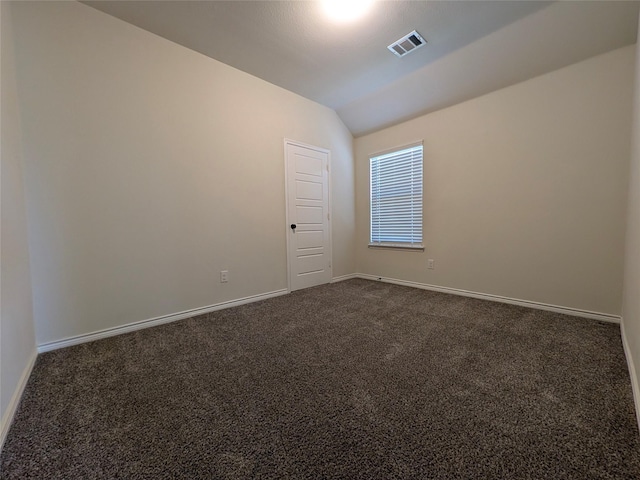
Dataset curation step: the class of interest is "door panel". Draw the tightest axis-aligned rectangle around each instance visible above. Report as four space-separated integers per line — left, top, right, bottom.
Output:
295 180 323 200
298 254 325 274
295 154 323 177
296 205 324 224
296 230 324 249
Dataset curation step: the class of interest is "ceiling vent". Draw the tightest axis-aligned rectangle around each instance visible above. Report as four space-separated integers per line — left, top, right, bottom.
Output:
387 30 426 58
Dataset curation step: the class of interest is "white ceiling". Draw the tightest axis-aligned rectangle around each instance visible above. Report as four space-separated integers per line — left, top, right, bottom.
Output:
84 1 640 136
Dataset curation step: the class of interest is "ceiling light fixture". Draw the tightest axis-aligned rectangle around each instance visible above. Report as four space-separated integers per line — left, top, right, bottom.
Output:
321 0 374 23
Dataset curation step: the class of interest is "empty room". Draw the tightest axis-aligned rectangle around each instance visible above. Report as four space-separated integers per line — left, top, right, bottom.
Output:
2 0 640 478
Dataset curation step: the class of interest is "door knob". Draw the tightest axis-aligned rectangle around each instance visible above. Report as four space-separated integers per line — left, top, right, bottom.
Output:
290 224 297 230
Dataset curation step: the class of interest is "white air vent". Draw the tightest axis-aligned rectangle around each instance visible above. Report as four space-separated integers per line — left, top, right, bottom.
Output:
387 30 426 58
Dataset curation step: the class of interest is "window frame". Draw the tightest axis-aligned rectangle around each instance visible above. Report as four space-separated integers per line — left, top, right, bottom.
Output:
369 142 424 251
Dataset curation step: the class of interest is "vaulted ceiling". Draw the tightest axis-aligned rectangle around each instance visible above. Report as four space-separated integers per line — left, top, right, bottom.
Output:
85 1 639 136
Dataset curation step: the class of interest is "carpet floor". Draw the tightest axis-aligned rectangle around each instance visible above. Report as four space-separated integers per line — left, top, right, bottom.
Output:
1 279 639 479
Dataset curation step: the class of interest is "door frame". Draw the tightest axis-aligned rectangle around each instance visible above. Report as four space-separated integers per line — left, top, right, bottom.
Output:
284 138 333 293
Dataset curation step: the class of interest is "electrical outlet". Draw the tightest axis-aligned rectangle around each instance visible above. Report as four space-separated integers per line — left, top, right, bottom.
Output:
220 270 229 283
427 259 435 270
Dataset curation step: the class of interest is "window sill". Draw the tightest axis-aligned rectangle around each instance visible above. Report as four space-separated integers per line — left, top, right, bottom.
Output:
368 243 425 252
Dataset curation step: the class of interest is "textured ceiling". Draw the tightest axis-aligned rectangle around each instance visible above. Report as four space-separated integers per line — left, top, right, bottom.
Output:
85 1 639 136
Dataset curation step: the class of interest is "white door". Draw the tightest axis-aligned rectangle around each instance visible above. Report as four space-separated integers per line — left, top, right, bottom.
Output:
285 141 331 291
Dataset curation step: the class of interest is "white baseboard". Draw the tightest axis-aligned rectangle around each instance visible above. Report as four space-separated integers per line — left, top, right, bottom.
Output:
356 274 621 323
331 273 359 283
1 349 37 450
37 275 619 354
621 320 640 433
37 289 289 353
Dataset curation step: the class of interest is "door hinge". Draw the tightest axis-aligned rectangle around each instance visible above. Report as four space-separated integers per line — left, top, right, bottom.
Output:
327 213 330 221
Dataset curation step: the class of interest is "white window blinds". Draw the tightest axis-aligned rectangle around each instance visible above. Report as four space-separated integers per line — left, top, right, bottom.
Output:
370 144 423 247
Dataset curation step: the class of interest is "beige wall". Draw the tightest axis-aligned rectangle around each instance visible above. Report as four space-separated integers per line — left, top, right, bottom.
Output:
622 12 640 426
11 1 355 346
355 46 634 315
1 1 37 437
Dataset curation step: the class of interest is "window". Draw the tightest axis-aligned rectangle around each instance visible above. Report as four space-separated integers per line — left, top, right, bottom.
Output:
370 143 423 249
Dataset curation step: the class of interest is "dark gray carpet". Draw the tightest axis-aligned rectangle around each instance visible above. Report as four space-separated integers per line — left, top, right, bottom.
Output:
1 279 639 479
